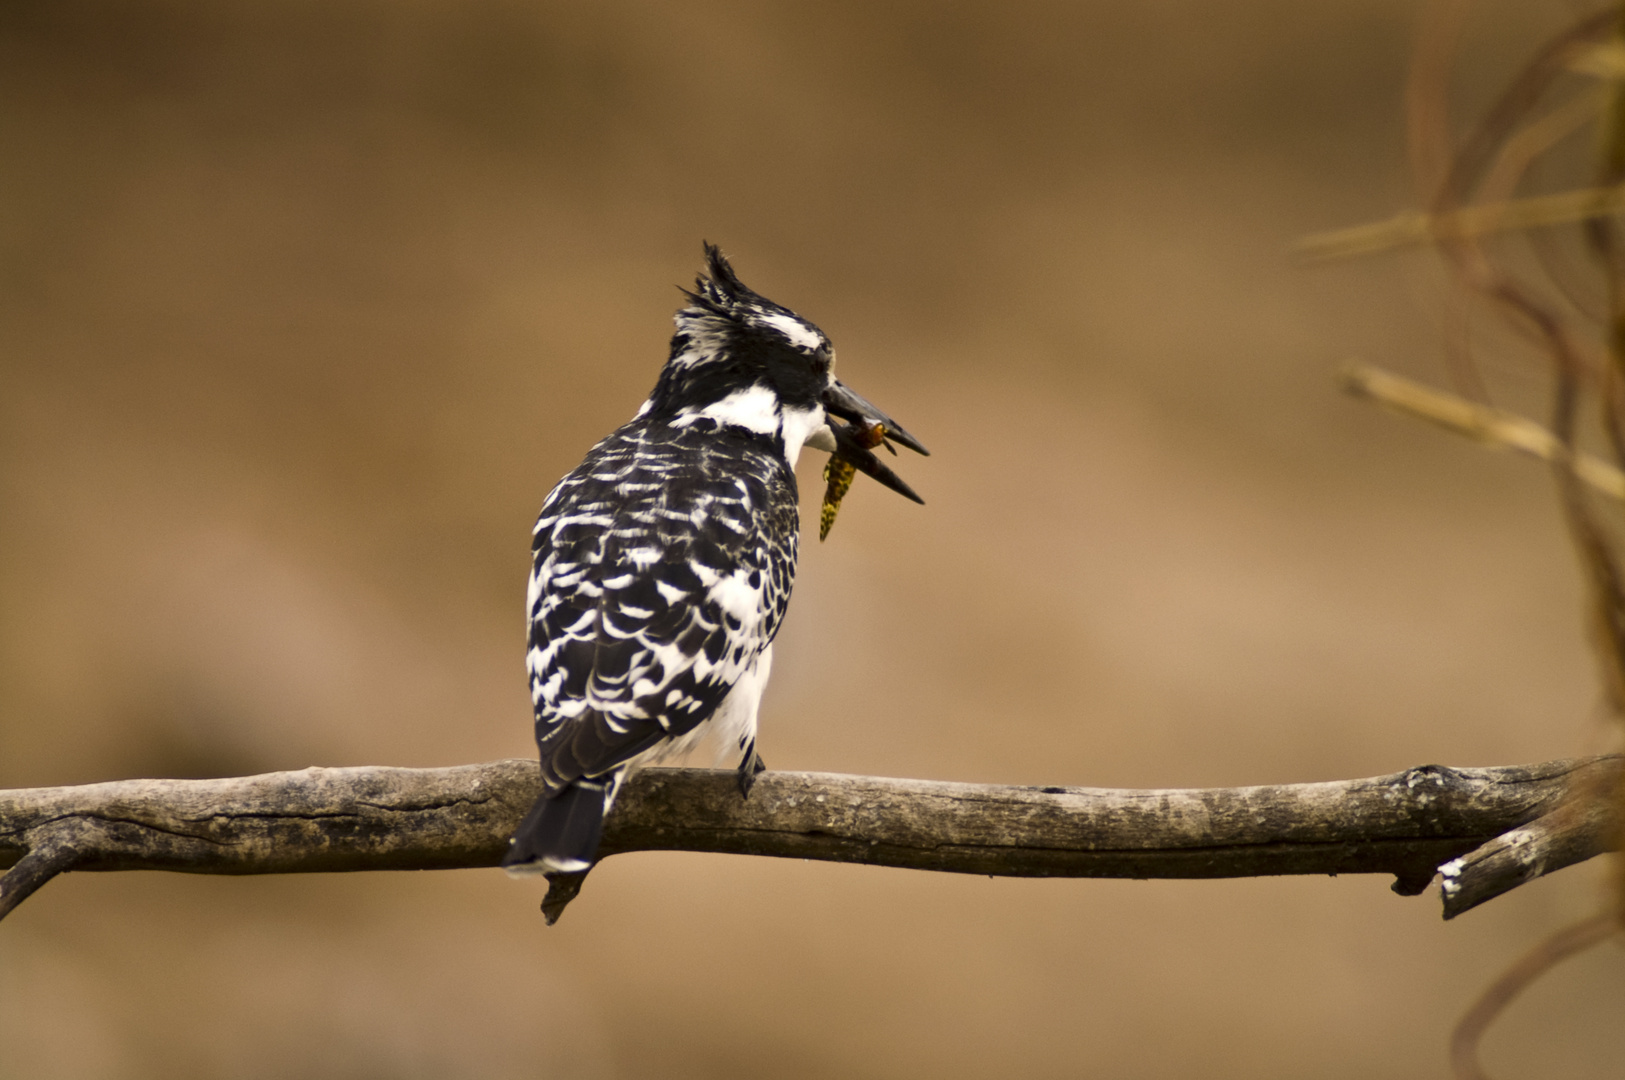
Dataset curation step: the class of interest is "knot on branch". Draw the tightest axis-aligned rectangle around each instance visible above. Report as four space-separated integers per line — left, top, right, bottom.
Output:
1395 763 1464 794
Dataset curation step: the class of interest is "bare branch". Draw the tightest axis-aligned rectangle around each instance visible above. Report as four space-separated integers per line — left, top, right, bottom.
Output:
0 827 81 921
1 757 1617 923
1439 788 1621 918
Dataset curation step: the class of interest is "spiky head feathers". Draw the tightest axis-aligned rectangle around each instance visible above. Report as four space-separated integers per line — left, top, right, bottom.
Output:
676 244 830 357
645 244 837 420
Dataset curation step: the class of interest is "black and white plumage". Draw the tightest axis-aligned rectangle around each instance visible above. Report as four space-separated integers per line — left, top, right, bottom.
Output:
503 244 927 883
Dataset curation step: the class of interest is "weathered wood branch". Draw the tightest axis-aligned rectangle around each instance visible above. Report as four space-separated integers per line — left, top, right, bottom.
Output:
1 757 1617 924
1438 767 1623 918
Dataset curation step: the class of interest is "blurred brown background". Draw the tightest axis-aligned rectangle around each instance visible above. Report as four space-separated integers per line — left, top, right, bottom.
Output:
2 0 1622 1076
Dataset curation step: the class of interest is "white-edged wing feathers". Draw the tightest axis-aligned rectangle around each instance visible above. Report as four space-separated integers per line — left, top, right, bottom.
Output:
526 419 798 791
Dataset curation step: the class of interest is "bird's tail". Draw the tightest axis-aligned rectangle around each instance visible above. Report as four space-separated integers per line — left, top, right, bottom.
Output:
502 775 620 876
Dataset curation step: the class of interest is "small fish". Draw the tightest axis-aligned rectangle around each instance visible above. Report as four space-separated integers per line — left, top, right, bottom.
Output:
820 420 888 541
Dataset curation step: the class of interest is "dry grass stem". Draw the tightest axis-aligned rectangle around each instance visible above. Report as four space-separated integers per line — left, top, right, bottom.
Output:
1297 184 1625 262
1477 88 1606 210
1569 40 1625 80
1342 363 1625 500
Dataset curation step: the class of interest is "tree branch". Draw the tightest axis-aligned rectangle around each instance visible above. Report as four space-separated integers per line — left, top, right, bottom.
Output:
1 757 1617 924
1438 772 1622 918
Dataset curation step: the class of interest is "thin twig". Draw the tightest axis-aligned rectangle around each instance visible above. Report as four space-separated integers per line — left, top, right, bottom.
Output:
1407 0 1486 401
1449 911 1621 1080
1406 0 1473 208
1568 39 1625 79
1296 184 1625 262
1476 89 1607 211
1342 363 1625 500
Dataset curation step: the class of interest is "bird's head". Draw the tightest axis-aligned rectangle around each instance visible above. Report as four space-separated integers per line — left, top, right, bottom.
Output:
642 243 928 502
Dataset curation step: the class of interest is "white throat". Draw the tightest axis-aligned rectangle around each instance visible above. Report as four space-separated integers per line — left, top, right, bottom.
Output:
778 403 827 467
668 384 828 467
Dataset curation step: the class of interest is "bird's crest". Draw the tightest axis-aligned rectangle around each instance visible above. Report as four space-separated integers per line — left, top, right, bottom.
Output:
679 243 780 324
669 244 827 367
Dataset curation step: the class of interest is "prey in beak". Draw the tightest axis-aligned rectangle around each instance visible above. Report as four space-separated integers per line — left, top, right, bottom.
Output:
810 379 929 540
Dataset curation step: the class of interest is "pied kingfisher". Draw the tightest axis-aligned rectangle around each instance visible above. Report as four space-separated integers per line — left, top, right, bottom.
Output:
503 244 927 884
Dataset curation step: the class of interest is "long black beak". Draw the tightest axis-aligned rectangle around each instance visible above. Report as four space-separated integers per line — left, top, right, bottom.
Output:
822 379 930 457
819 379 929 505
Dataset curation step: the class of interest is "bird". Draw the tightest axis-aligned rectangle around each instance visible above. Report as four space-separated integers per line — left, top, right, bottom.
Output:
502 243 927 894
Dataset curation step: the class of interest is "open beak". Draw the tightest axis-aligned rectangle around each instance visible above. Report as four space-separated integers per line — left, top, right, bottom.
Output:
822 380 930 456
815 379 929 505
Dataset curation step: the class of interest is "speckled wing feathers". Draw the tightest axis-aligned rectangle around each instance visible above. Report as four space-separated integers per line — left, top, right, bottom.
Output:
526 417 798 791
